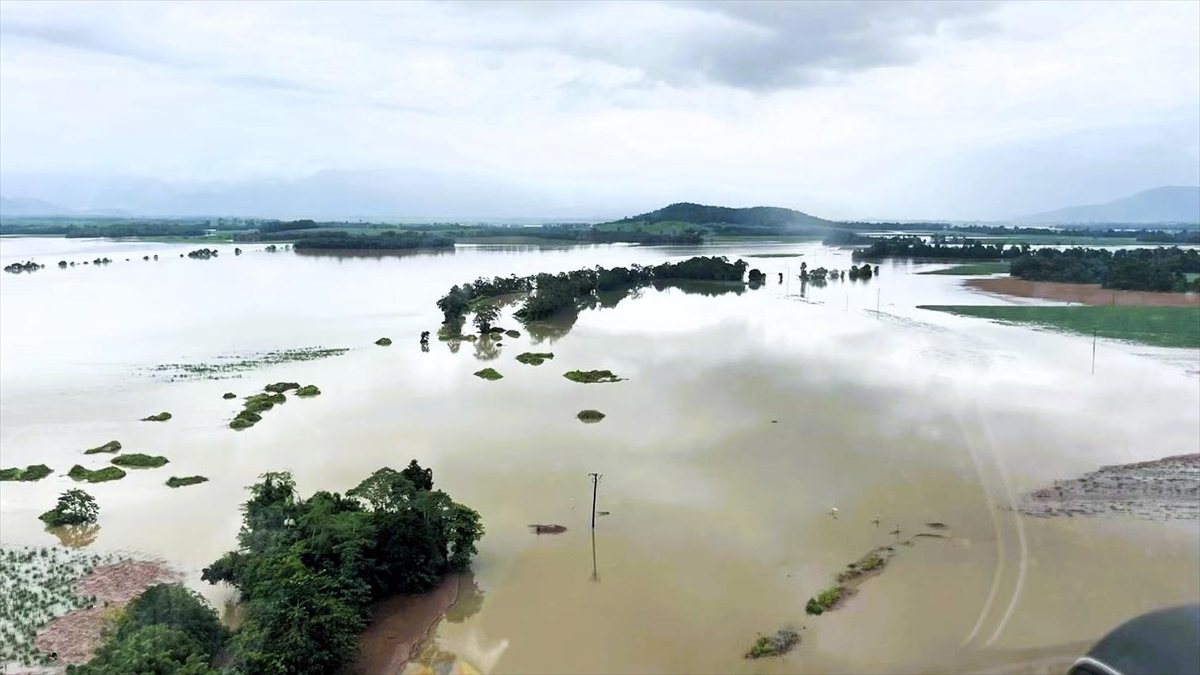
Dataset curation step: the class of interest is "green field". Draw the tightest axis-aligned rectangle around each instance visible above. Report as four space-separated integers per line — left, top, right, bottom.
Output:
919 262 1011 276
919 304 1200 349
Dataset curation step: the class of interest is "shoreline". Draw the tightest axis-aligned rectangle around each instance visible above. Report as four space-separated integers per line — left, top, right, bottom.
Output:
966 278 1200 307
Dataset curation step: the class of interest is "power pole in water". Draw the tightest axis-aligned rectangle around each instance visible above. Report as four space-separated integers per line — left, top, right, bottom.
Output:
1091 326 1097 375
876 288 881 315
588 473 601 529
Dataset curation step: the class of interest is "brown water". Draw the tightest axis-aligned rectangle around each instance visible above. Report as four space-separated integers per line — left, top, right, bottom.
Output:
2 236 1198 673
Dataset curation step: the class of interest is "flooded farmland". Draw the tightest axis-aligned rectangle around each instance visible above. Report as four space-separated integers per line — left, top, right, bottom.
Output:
1 236 1198 674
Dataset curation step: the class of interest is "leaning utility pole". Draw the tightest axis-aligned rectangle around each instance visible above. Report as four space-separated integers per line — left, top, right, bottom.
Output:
588 473 601 529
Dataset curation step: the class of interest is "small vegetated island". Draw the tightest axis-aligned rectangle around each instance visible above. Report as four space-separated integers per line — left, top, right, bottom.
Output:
0 464 53 481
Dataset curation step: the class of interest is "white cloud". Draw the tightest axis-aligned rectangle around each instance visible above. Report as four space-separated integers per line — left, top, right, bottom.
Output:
0 0 1196 219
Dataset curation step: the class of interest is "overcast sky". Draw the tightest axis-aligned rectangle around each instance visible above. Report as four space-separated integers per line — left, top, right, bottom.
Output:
1 0 1197 220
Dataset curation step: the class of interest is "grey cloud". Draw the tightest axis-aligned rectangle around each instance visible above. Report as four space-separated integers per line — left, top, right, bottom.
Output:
459 0 1004 91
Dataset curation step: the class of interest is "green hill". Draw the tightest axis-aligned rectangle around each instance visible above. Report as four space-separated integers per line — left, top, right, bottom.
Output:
604 202 832 234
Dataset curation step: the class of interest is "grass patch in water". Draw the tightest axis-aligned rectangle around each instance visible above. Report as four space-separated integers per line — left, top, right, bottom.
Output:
375 337 393 346
920 304 1200 349
148 346 349 382
140 411 172 422
111 453 169 469
474 368 503 381
166 475 209 488
0 464 53 482
564 369 623 383
295 384 321 397
243 392 286 414
264 382 300 393
83 440 122 455
67 465 126 483
222 392 237 399
744 628 800 659
577 410 606 423
515 352 554 366
919 262 1010 276
505 329 521 338
805 585 845 616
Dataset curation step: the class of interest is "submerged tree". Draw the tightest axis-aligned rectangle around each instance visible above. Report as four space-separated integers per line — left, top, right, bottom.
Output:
39 489 99 527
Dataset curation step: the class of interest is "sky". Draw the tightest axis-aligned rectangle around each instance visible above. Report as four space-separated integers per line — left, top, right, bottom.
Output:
0 0 1198 221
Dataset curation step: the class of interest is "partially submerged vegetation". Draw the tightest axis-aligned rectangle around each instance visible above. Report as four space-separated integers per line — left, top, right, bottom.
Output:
516 351 554 365
745 628 801 659
83 440 122 455
505 329 521 338
805 585 846 616
111 453 169 469
920 304 1200 349
222 392 236 399
0 464 53 481
375 337 393 346
295 384 321 396
193 463 482 674
577 410 606 423
140 411 172 422
474 367 503 380
0 545 121 668
68 465 127 483
166 475 210 488
263 381 299 393
148 346 349 382
39 489 99 527
4 260 46 274
564 369 624 383
186 248 219 259
1009 246 1200 292
230 391 287 429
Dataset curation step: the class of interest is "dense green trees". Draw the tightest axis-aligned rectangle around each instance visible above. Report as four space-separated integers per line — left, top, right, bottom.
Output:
472 304 500 333
197 463 483 674
291 231 454 251
39 489 98 527
1009 246 1200 292
853 236 1026 260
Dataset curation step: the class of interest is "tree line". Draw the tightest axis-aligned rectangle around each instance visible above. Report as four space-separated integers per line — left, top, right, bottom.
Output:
852 236 1028 260
70 461 482 674
290 230 455 251
1009 247 1200 292
437 256 750 328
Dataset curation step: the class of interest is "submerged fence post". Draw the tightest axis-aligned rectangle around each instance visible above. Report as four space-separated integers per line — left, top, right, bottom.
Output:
1091 326 1097 375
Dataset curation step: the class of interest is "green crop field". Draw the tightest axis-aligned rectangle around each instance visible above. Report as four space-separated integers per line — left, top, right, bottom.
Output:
919 304 1200 349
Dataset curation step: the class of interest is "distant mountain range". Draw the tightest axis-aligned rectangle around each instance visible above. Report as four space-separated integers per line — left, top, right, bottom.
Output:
1015 186 1200 225
613 202 832 229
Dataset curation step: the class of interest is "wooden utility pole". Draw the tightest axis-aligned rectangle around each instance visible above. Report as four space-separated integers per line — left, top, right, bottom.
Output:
1091 326 1097 375
876 288 881 315
588 473 601 529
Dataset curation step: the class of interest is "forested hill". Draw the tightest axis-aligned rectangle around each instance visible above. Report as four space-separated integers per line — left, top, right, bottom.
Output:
610 202 832 229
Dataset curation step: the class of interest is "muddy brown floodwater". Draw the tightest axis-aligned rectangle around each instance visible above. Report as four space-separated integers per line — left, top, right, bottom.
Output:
967 278 1200 306
2 237 1198 674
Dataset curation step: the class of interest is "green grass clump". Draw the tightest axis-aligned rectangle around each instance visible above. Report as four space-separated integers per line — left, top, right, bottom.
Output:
264 382 300 393
111 453 169 469
243 392 286 413
84 440 122 454
230 416 256 430
223 392 237 399
140 411 172 422
474 368 503 381
564 369 623 383
919 262 1010 276
0 464 53 482
515 352 554 366
295 385 321 397
577 410 606 423
805 585 845 616
505 329 521 338
859 553 884 571
166 475 209 488
68 465 127 483
744 628 800 659
375 337 393 346
920 305 1200 349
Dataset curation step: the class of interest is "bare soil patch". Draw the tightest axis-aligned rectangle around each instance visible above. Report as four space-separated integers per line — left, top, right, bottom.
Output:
353 574 460 675
1021 454 1200 521
34 559 178 665
967 278 1199 307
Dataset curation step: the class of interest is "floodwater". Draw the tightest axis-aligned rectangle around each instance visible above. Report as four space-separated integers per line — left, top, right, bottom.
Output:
1 236 1198 674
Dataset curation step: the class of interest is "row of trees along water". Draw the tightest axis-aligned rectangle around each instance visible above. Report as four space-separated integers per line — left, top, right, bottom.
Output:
436 256 750 328
67 461 483 674
1010 247 1200 292
852 235 1030 261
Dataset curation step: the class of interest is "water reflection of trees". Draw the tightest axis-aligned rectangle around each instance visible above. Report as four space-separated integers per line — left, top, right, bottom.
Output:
472 335 502 362
445 574 485 623
50 523 100 548
651 279 746 297
523 309 580 345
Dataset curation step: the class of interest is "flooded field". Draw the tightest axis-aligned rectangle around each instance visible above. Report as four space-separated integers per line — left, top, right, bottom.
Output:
2 236 1198 673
